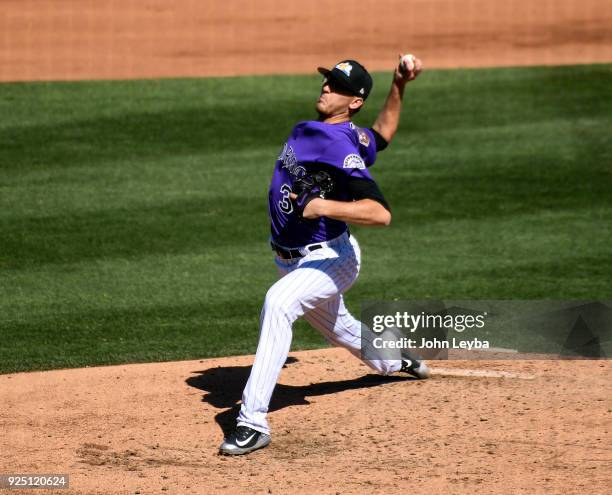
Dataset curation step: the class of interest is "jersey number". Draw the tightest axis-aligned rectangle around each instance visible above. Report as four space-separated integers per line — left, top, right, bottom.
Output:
278 183 293 214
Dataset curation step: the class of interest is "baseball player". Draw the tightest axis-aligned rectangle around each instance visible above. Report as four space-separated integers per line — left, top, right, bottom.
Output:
220 55 428 455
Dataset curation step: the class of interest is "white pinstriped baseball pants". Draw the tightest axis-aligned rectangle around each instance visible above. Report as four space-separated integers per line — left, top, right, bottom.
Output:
236 232 403 435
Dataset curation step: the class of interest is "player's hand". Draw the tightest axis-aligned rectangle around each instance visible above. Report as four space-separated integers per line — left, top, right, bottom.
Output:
289 193 325 219
395 53 423 84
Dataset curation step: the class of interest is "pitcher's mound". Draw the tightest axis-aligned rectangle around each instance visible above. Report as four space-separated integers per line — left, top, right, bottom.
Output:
1 348 609 494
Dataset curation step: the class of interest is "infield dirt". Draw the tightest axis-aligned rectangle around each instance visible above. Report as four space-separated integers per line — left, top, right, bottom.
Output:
1 1 611 494
1 0 611 81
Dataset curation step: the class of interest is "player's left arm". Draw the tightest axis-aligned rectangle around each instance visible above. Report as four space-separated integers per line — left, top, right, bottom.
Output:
298 178 392 226
371 54 423 144
304 198 390 226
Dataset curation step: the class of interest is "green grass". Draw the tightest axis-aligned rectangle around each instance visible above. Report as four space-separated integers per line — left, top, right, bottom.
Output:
1 65 611 373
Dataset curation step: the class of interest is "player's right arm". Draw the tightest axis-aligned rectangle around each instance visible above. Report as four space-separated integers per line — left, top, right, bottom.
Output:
371 54 423 144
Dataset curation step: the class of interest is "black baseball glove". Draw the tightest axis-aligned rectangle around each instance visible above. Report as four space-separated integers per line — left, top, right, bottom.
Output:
291 170 335 219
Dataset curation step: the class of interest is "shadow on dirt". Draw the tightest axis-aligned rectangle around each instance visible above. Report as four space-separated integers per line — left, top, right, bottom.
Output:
185 357 407 437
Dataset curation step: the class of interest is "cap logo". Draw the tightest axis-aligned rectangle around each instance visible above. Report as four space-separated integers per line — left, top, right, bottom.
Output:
335 62 353 76
359 88 364 94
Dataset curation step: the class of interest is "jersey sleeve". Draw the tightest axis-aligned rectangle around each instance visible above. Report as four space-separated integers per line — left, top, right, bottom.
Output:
347 177 391 211
356 127 378 166
368 128 389 152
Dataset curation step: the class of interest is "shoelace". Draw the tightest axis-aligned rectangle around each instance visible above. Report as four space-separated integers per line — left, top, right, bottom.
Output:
234 426 254 440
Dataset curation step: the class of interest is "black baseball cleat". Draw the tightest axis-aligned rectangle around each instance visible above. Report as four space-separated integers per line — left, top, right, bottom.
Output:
219 425 271 456
400 357 431 379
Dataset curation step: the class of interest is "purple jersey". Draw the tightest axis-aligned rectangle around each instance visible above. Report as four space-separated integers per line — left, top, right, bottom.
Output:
268 121 378 247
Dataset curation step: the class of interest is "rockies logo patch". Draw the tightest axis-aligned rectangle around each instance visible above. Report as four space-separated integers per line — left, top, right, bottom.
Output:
357 129 370 147
343 154 365 169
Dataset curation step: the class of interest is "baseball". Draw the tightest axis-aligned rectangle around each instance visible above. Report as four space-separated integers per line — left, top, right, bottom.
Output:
400 53 416 73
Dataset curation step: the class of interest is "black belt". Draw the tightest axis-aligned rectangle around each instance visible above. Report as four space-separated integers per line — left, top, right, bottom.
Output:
271 242 322 260
271 231 350 260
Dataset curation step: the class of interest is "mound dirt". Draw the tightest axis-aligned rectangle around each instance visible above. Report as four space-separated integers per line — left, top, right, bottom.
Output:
1 349 610 494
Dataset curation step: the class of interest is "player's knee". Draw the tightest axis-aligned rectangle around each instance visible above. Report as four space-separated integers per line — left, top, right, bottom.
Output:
263 288 295 318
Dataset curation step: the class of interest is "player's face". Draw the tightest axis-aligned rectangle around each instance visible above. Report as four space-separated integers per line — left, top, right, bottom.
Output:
316 78 363 119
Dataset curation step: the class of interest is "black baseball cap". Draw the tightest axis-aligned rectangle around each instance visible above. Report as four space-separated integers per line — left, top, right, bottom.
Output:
317 60 373 99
